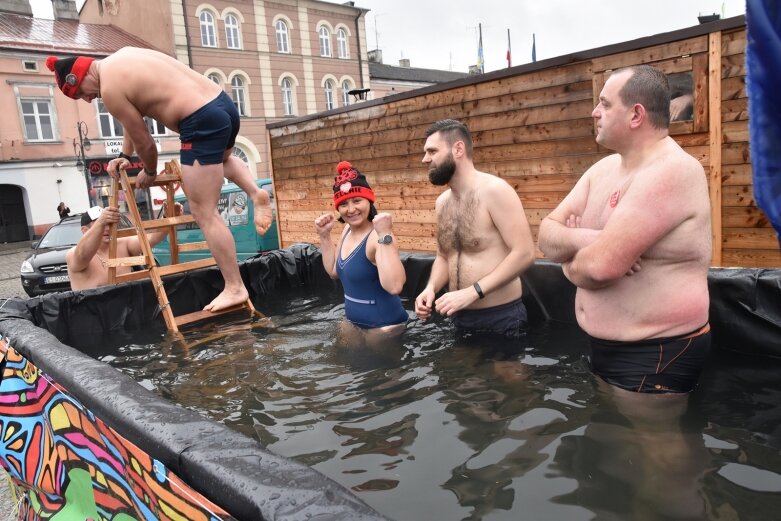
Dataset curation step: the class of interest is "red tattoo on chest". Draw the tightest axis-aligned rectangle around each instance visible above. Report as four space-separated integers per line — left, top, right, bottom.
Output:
609 190 620 208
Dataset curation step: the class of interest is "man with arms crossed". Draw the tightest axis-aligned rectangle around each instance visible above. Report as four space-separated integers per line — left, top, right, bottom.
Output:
538 65 712 393
67 205 179 291
47 48 272 311
414 119 535 339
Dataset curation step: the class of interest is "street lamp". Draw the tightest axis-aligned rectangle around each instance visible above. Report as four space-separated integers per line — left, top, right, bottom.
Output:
73 121 93 206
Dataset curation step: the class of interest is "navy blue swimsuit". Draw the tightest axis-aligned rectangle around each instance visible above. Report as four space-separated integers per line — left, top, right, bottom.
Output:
336 230 408 329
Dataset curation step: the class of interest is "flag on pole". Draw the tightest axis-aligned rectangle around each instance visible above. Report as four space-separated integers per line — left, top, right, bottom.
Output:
532 33 537 62
478 23 485 73
507 29 512 67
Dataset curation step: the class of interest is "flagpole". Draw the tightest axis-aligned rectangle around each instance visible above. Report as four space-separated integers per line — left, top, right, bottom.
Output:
478 23 485 73
507 28 512 68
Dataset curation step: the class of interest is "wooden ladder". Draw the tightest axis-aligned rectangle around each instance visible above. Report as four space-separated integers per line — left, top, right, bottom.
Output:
107 160 256 332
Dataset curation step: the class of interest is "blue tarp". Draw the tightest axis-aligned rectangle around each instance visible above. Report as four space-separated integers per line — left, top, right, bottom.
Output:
746 0 781 249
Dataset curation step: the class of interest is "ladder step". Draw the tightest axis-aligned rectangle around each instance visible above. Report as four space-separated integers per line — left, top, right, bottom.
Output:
156 257 217 276
177 241 209 252
142 215 197 231
124 173 182 188
106 255 148 268
174 303 252 327
115 216 197 237
113 269 153 283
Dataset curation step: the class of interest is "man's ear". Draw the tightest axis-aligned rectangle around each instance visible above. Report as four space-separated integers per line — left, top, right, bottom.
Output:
630 103 645 129
453 140 466 158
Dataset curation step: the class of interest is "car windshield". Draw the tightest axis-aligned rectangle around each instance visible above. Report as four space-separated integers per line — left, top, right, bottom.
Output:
37 221 82 249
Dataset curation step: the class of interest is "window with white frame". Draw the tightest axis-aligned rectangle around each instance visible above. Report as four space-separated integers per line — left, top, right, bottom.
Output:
281 78 294 116
200 11 217 47
342 80 352 106
225 14 241 49
97 99 123 138
208 73 222 86
324 80 335 110
231 76 247 116
20 98 54 141
145 117 167 137
337 28 349 58
319 26 331 57
275 20 289 53
232 147 249 164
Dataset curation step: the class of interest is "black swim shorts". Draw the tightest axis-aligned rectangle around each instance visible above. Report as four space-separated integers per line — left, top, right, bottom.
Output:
178 91 240 166
451 297 528 340
588 323 711 394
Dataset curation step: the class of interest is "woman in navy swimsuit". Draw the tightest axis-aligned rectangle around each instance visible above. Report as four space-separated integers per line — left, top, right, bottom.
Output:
315 161 408 345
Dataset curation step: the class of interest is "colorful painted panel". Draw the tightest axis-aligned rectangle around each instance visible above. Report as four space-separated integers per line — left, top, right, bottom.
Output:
0 337 235 520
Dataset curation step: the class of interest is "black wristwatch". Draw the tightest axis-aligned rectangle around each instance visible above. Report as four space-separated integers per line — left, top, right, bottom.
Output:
377 234 393 245
144 166 157 176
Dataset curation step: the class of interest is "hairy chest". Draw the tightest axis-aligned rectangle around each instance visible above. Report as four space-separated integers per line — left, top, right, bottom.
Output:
437 192 486 252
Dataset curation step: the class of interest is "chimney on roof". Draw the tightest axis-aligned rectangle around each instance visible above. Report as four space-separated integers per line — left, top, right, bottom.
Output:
51 0 79 21
0 0 33 16
697 13 720 24
367 49 383 64
399 58 410 68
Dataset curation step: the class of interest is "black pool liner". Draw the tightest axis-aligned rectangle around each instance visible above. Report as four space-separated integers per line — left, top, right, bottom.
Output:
1 245 779 520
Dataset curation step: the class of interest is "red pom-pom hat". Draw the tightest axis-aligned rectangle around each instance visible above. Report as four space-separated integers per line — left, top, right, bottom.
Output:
333 161 375 208
46 55 95 99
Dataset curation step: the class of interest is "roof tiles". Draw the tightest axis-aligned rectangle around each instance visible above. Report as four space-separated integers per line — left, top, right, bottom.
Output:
0 12 154 56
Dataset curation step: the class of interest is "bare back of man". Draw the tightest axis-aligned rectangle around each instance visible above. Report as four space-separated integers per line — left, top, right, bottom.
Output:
437 171 523 309
565 137 711 340
98 47 221 133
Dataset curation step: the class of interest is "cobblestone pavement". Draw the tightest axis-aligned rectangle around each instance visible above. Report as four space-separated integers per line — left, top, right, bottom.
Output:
0 242 30 301
0 241 33 516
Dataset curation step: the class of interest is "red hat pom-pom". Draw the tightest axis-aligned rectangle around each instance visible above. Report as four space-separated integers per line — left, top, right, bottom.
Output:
336 161 352 173
45 56 58 72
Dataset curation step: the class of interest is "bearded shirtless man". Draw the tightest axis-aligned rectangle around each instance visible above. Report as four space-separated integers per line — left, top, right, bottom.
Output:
538 65 712 394
414 119 535 339
47 48 273 311
66 205 178 291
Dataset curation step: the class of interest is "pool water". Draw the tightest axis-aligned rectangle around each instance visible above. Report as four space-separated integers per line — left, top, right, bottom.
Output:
91 287 781 521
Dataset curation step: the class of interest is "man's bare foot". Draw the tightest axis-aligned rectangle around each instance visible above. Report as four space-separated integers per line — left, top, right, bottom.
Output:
253 190 273 236
204 286 249 312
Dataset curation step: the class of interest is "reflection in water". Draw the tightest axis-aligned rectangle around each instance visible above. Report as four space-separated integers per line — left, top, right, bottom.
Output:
554 380 711 521
91 288 781 521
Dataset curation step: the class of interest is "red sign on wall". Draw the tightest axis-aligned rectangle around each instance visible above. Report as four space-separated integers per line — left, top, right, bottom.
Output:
86 157 143 176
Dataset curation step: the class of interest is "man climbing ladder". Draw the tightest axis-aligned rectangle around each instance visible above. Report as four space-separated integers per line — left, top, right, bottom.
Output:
47 47 273 312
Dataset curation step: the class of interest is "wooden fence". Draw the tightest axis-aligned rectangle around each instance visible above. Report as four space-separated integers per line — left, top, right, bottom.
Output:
267 16 781 268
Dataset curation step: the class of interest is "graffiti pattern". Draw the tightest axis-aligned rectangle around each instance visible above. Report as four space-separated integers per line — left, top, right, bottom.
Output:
0 337 235 520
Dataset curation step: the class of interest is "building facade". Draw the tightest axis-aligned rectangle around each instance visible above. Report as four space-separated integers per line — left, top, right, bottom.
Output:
78 0 372 180
0 1 167 240
0 0 371 241
367 50 469 99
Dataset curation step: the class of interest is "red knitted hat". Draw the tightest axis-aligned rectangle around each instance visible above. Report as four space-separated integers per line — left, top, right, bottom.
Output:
333 161 375 208
46 55 95 99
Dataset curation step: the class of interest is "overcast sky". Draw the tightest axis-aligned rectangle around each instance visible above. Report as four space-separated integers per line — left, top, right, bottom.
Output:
31 0 745 73
354 0 746 72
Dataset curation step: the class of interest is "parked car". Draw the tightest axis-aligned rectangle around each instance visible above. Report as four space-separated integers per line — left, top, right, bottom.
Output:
20 212 133 297
151 179 279 266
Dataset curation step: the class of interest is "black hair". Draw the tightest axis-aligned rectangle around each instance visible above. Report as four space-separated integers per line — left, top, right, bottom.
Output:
424 119 474 158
